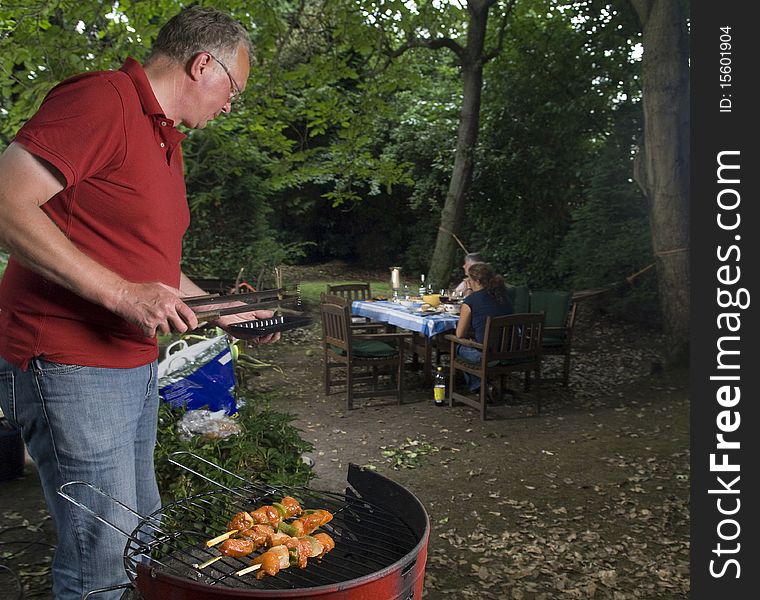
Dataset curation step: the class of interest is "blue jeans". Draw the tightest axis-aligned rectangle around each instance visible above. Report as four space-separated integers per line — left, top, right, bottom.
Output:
456 345 483 392
0 357 161 600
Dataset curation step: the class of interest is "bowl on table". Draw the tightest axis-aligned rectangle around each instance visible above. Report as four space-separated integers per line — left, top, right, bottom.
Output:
421 294 441 307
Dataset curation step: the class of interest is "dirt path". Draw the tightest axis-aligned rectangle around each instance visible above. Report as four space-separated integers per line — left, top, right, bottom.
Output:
250 294 690 599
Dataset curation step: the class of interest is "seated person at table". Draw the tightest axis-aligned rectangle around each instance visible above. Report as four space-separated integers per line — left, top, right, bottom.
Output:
454 263 513 392
452 252 484 298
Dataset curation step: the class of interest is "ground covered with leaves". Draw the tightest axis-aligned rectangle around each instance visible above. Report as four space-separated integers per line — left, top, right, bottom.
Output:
249 264 690 599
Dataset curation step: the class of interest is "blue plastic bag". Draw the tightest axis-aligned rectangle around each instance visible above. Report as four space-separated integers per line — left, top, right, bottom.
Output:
158 335 237 415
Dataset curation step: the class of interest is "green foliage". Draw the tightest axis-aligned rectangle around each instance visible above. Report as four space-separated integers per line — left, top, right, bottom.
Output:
554 130 659 323
0 0 663 326
459 1 646 294
154 389 314 503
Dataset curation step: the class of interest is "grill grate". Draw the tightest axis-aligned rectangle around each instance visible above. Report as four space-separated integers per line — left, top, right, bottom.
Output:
125 484 419 590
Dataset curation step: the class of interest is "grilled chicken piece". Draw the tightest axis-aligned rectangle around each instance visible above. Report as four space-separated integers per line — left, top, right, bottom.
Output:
239 524 275 546
251 545 289 579
288 509 333 537
312 532 335 558
219 537 255 558
279 496 303 518
250 504 282 527
227 511 254 532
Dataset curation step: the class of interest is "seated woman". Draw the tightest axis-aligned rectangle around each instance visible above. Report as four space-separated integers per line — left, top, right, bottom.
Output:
454 263 513 393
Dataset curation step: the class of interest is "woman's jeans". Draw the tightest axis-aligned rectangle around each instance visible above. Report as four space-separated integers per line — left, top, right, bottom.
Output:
456 345 483 391
0 357 161 600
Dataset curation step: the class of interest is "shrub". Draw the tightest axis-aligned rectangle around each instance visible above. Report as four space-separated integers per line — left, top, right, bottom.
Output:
154 389 314 503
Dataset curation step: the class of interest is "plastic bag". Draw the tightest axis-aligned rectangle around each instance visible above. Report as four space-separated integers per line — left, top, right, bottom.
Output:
177 408 242 441
158 335 237 415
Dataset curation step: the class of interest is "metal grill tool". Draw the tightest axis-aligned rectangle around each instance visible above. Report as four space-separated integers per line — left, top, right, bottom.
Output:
184 289 301 322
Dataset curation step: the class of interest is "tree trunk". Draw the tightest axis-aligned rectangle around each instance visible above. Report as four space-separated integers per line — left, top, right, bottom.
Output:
630 0 690 365
428 1 491 290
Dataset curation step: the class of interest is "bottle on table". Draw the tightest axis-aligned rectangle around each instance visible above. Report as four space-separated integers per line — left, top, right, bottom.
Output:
433 367 446 406
419 273 426 297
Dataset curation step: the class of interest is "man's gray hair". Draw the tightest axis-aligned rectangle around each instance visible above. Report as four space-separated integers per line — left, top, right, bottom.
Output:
465 252 484 265
147 5 253 65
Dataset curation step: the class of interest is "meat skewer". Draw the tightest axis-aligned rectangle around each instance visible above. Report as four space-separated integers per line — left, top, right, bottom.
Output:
277 509 333 537
217 510 333 558
206 495 306 549
198 497 334 577
227 495 303 530
216 520 334 560
236 532 336 578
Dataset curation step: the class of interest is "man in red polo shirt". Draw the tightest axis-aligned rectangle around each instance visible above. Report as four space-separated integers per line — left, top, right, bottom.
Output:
0 7 271 600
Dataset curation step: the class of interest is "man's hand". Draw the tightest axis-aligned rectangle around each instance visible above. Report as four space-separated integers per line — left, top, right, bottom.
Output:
112 281 199 337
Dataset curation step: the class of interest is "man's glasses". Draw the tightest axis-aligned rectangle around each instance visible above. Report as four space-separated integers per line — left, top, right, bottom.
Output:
208 52 241 104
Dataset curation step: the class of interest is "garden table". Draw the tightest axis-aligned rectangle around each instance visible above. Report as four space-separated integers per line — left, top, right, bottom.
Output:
351 300 459 384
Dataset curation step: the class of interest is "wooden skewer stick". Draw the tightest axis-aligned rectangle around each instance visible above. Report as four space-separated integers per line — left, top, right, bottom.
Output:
236 563 263 576
206 529 238 547
195 555 224 570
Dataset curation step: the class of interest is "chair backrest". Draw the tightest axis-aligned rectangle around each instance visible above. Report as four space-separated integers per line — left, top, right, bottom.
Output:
483 313 545 363
320 292 350 307
529 290 573 328
326 283 372 301
506 284 530 313
320 298 352 353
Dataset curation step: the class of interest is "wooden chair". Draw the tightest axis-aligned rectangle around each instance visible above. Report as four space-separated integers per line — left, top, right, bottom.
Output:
320 296 412 410
529 290 576 386
326 283 374 325
326 282 372 301
445 313 545 420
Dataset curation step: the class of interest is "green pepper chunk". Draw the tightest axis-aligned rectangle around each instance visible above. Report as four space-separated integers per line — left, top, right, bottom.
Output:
272 502 288 519
277 521 297 537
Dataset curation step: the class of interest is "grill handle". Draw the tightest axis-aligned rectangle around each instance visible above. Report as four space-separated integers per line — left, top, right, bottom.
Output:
82 582 134 599
167 451 281 498
57 481 161 550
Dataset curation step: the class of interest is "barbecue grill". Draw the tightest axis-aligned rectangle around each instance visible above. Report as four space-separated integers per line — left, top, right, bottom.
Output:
59 453 429 599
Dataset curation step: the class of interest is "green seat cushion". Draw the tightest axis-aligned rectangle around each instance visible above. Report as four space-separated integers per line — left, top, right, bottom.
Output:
329 340 397 357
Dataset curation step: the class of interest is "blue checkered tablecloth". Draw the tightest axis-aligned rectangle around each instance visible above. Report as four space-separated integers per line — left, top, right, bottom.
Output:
352 300 459 338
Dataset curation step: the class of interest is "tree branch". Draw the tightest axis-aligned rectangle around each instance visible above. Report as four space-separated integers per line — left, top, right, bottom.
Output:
388 34 465 62
482 0 517 63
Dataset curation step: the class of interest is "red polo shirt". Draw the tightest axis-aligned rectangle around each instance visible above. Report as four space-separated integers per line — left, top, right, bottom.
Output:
0 58 190 370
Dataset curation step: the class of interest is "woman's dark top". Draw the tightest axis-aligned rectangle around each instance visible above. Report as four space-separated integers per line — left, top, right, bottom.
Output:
463 289 513 343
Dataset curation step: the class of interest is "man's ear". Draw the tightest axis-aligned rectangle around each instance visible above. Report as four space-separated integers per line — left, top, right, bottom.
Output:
188 52 211 82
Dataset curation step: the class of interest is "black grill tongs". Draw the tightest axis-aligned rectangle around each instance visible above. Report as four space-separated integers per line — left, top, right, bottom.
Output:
184 288 300 321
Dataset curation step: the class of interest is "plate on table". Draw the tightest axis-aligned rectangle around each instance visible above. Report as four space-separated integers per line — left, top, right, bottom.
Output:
227 315 312 339
440 303 461 315
417 304 441 314
398 300 419 309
